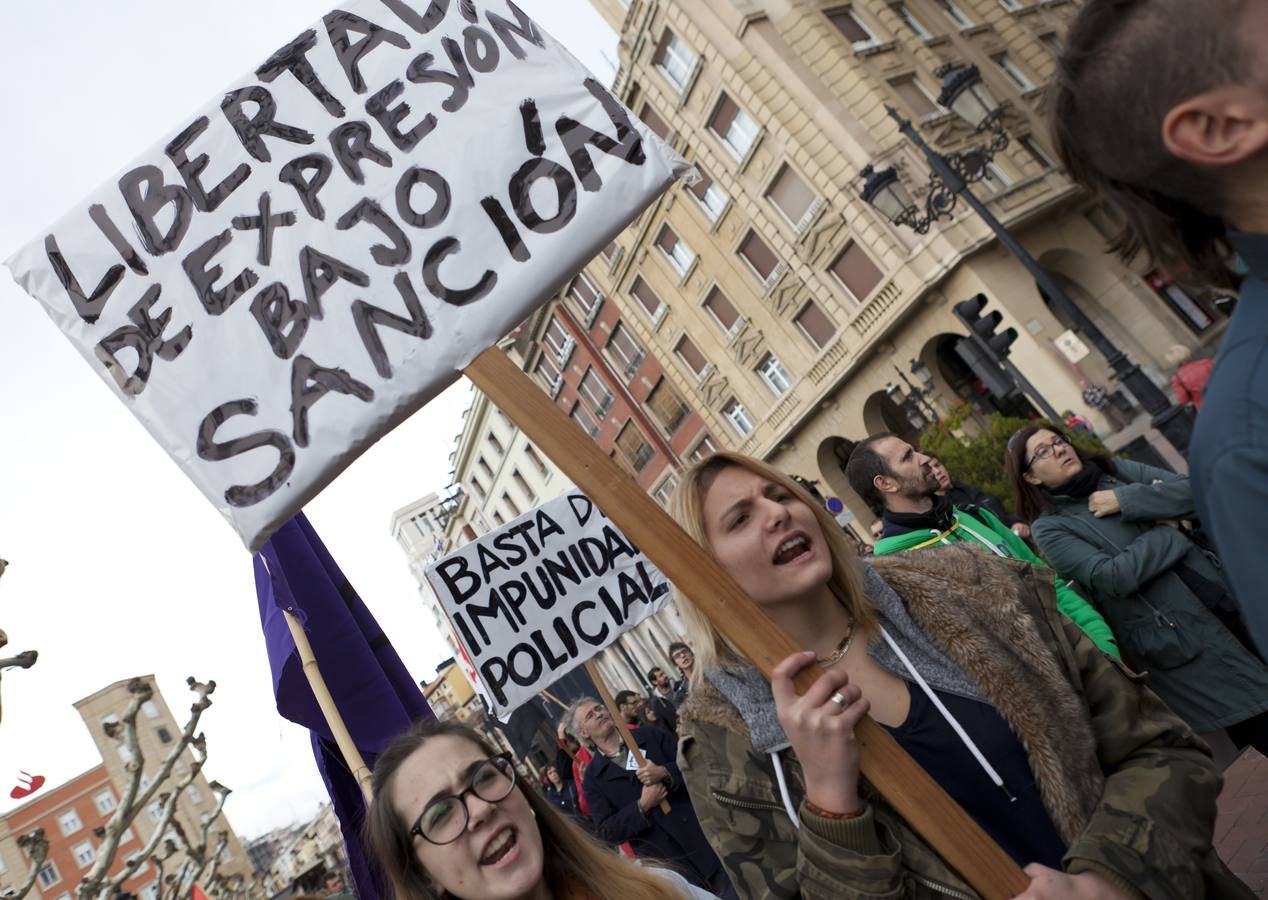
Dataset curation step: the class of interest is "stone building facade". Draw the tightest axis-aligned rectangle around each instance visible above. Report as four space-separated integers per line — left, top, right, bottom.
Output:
575 0 1228 525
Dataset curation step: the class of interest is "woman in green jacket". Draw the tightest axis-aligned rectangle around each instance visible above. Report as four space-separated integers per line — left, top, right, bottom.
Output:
669 450 1249 900
1006 424 1268 754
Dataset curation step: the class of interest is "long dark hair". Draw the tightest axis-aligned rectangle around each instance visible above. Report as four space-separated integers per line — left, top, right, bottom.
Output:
362 720 686 900
1005 424 1117 523
1049 0 1245 288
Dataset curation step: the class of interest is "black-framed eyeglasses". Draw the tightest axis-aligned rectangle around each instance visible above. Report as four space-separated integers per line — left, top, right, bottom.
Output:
409 754 517 845
1026 434 1070 469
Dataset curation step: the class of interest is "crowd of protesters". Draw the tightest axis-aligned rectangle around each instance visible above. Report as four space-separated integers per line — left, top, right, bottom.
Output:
352 1 1268 896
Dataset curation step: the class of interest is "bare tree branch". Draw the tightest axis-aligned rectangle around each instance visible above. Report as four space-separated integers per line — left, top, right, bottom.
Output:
2 828 49 900
78 677 217 900
0 559 38 729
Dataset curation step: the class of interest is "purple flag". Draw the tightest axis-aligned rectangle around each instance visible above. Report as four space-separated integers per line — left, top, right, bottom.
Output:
256 512 433 898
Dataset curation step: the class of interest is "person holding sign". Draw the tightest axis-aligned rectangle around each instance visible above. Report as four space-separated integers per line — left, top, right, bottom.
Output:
363 720 721 900
668 451 1250 899
566 698 736 899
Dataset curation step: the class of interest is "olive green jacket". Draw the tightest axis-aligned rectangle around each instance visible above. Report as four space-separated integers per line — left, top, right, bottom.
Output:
676 547 1251 900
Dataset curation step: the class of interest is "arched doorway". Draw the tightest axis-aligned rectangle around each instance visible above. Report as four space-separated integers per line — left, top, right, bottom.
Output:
862 388 924 445
815 435 873 532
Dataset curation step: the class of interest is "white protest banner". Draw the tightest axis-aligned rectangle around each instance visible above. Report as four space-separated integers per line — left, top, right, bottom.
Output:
5 1 688 553
425 490 671 718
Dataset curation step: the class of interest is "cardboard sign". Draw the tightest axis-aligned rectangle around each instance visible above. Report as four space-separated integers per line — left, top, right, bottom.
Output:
5 0 687 552
425 491 671 717
1054 328 1091 364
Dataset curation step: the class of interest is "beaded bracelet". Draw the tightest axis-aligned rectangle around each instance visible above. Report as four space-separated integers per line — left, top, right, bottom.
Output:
804 799 865 821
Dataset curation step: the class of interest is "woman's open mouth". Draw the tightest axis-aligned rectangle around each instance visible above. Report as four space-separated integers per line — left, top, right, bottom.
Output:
479 826 520 867
773 534 813 565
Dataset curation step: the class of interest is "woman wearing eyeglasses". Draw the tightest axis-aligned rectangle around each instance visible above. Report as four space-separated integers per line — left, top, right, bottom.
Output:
1005 424 1268 755
363 720 722 900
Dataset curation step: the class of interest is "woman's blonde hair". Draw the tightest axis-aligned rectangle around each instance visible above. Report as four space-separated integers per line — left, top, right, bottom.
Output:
363 720 687 900
668 451 875 681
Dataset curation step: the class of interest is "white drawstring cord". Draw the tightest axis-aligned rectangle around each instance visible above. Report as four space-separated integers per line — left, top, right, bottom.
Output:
877 624 1015 802
770 751 801 829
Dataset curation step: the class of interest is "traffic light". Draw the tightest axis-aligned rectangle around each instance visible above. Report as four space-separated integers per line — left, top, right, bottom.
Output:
953 293 1018 360
952 293 1019 399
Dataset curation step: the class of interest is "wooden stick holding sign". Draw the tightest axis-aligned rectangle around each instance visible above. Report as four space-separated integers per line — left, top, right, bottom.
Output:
584 659 671 814
464 347 1028 899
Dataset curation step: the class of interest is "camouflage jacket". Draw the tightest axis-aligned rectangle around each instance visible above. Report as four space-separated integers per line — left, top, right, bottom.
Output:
677 546 1252 900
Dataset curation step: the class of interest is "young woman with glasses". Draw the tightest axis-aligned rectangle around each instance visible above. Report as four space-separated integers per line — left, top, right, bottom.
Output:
1005 424 1268 755
363 720 721 899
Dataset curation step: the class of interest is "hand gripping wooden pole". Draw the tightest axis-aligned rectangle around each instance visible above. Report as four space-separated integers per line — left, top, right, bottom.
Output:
465 347 1028 899
584 659 672 814
284 609 374 804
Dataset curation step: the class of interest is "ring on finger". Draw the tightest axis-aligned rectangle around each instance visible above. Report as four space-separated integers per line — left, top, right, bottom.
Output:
829 691 849 710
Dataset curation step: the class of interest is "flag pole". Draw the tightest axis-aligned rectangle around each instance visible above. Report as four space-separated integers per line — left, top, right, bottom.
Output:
464 347 1028 899
284 610 374 803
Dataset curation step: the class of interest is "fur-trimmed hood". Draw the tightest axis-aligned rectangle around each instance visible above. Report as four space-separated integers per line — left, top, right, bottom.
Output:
679 544 1104 844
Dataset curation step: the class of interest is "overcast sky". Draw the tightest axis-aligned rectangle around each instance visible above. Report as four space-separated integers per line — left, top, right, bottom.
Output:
0 0 616 840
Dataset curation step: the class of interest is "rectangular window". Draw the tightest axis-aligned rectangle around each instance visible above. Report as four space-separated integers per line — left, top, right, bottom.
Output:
639 103 671 140
687 166 729 222
58 810 83 835
571 401 600 438
722 398 755 436
890 75 940 119
674 335 709 379
766 164 819 230
72 841 96 868
187 785 202 804
979 162 1013 194
647 378 690 433
796 300 838 349
615 422 655 472
738 230 781 284
488 433 504 455
578 367 614 416
1020 136 1053 168
829 242 884 302
95 790 117 815
630 276 666 324
825 7 878 49
524 443 550 477
703 287 743 337
156 727 172 744
141 701 160 719
999 0 1024 10
492 510 505 526
470 476 487 501
655 226 695 276
477 456 494 480
534 353 562 395
652 473 679 508
756 353 793 396
606 323 646 377
601 241 622 265
148 800 164 823
654 30 698 92
689 433 718 463
892 4 932 38
937 0 974 28
708 94 759 160
566 273 603 321
38 862 59 888
513 470 536 505
994 53 1034 90
502 492 521 517
542 316 573 364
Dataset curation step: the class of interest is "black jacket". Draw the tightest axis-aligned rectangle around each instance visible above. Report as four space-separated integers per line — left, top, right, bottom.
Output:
582 725 734 897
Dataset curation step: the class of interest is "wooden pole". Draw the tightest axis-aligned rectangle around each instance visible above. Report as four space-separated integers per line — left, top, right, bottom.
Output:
584 660 671 814
465 347 1028 898
284 610 374 803
541 689 568 711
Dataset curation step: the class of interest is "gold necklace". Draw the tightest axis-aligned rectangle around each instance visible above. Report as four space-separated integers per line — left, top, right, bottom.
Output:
816 627 854 668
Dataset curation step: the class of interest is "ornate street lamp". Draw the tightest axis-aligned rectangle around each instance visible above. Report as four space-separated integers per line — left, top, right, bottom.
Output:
856 69 1194 452
910 358 935 390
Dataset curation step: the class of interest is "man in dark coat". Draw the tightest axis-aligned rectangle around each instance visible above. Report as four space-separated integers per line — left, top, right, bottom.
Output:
570 697 735 898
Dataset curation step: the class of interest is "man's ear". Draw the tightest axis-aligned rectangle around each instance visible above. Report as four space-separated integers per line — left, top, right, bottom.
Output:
1162 85 1268 169
873 473 896 496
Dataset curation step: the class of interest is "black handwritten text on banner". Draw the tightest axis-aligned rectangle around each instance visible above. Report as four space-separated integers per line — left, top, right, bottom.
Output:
426 491 671 717
6 0 687 552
